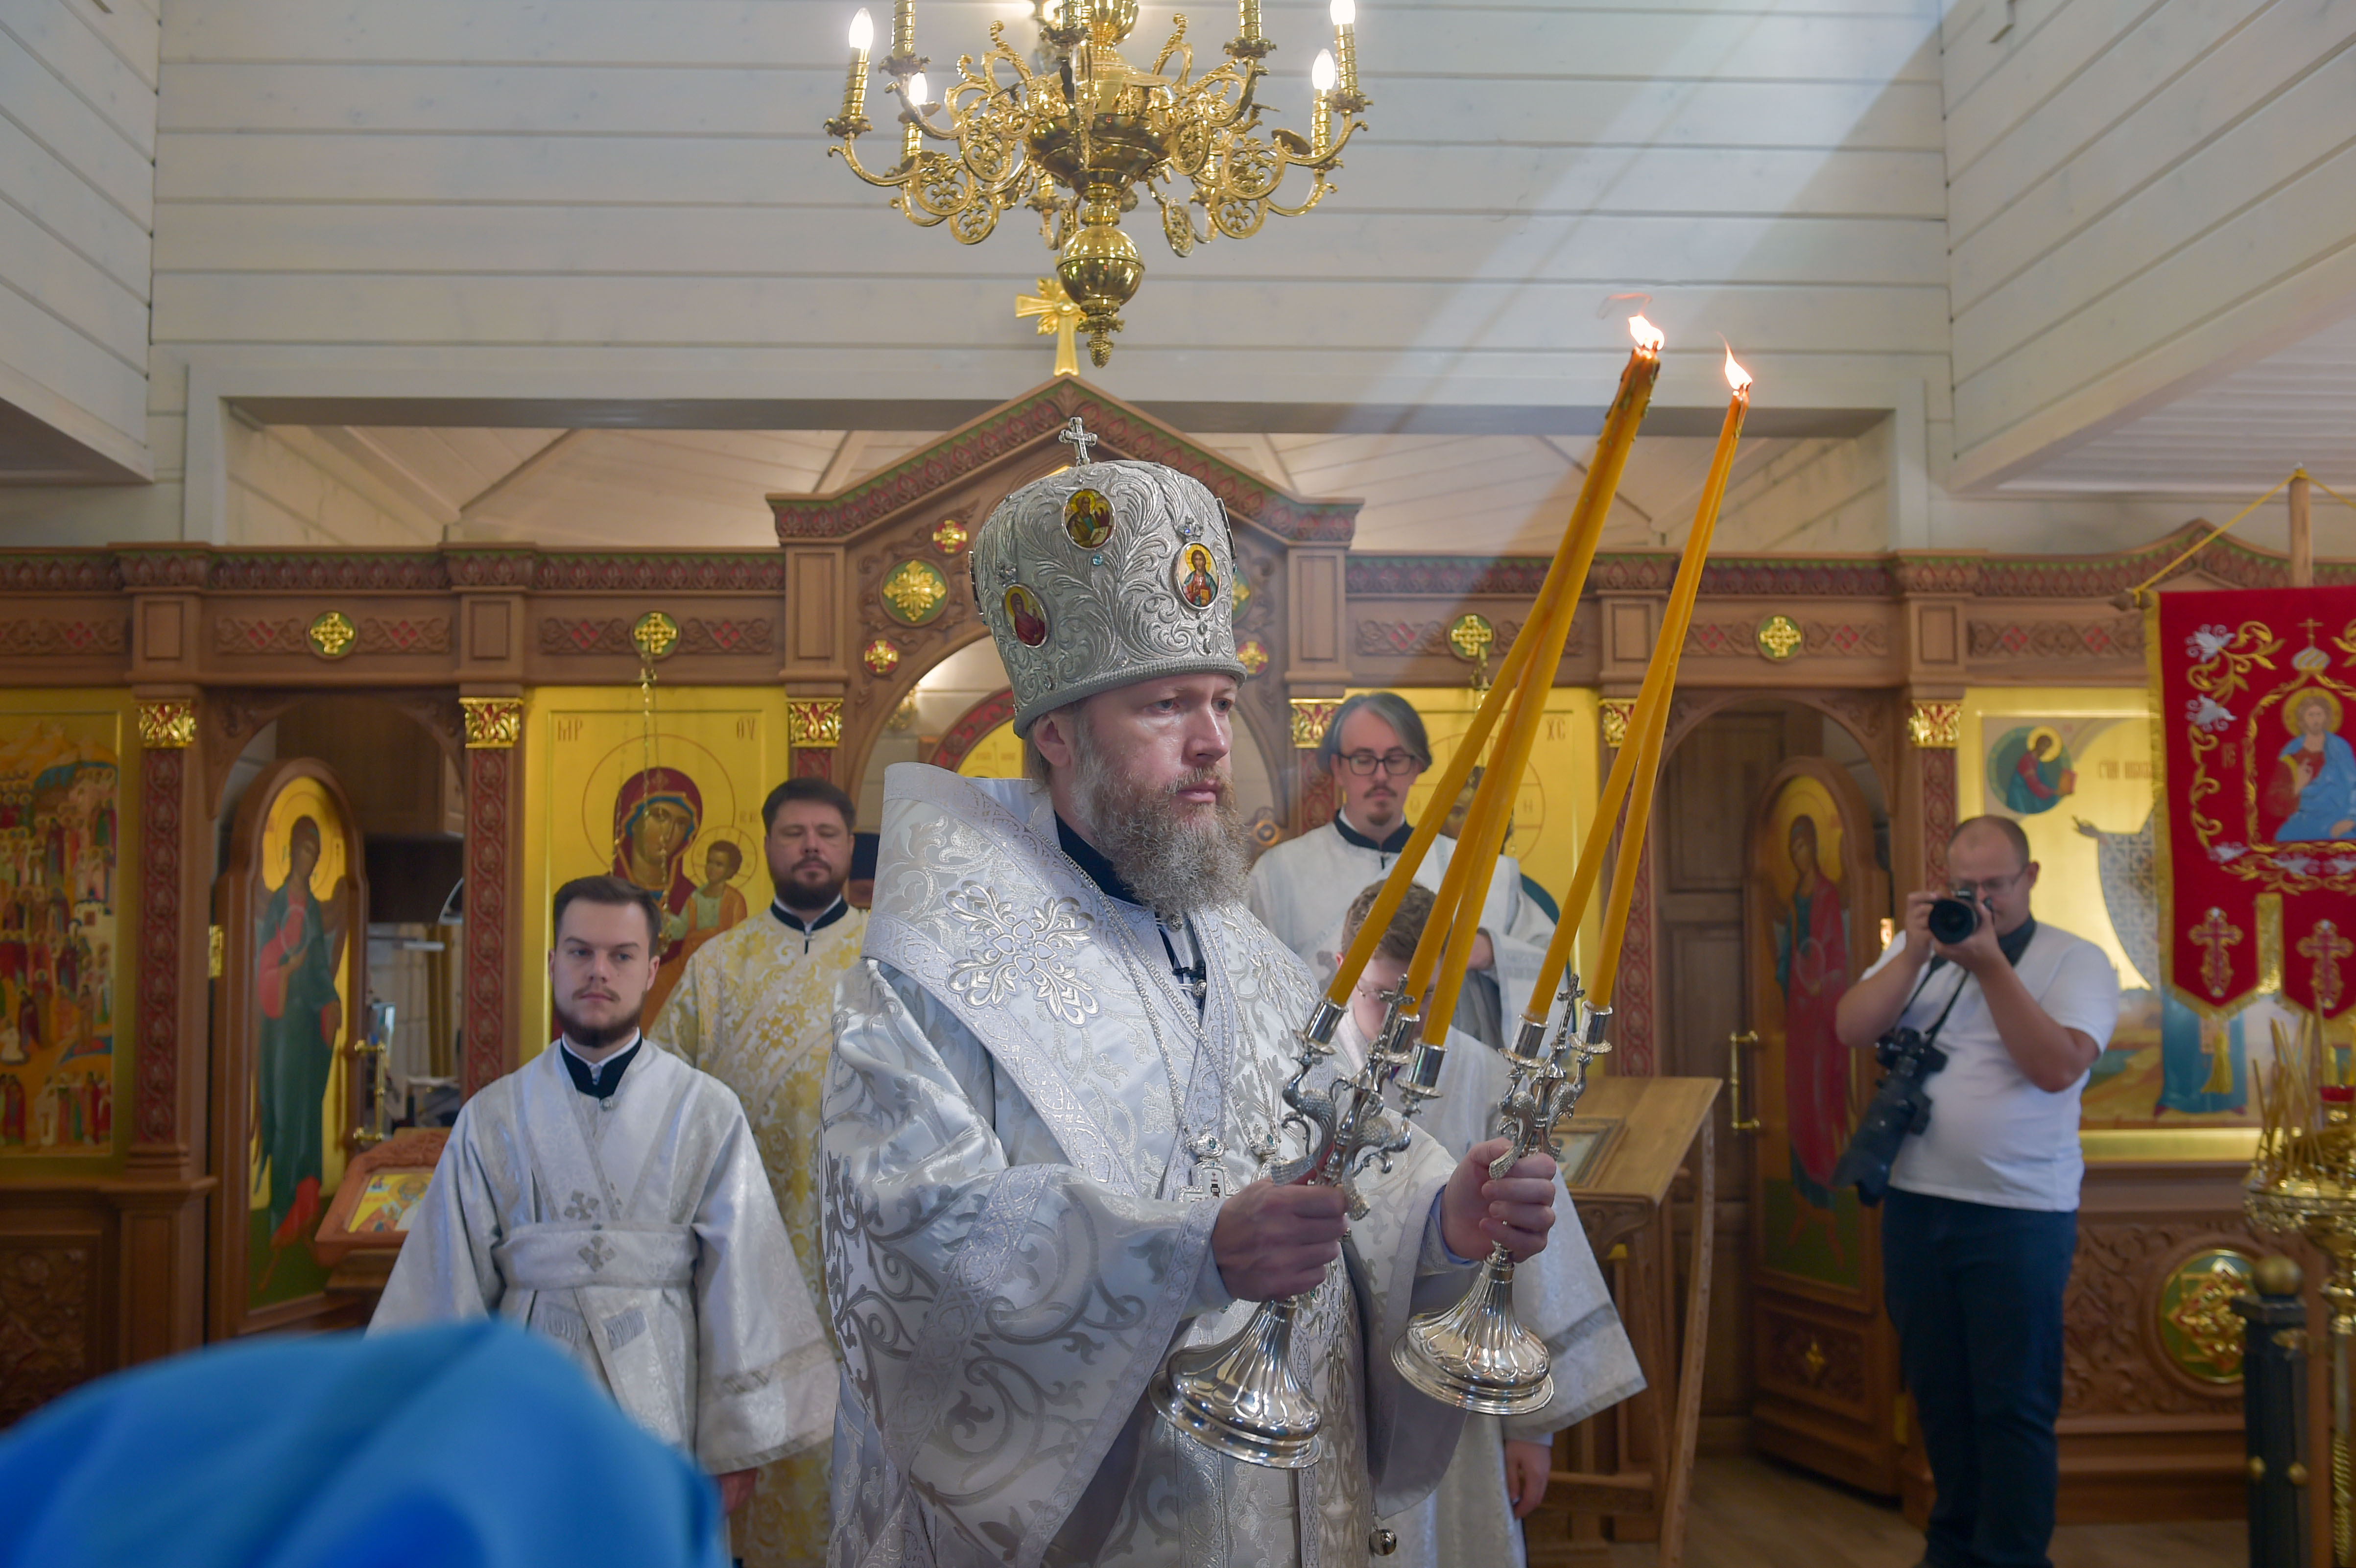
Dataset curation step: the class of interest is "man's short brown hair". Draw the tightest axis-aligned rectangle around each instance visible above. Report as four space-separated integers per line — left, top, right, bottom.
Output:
1341 879 1438 967
552 875 663 947
763 776 856 832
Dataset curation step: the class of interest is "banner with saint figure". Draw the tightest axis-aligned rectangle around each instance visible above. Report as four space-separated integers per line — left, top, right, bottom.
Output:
2152 586 2356 1020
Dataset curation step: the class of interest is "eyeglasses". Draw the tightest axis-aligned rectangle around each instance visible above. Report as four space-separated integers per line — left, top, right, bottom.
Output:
1951 869 2027 899
1337 750 1423 777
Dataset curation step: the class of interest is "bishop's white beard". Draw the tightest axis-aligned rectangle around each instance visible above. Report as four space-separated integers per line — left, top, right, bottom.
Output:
1069 718 1253 922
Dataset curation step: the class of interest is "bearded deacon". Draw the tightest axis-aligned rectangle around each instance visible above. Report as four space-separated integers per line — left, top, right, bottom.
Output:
826 439 1568 1568
654 776 866 1568
376 876 836 1517
1247 691 1557 1046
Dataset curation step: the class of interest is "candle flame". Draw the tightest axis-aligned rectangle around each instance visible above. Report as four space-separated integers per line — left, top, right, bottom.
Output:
1330 0 1356 24
1311 48 1337 91
1629 314 1665 353
848 7 873 50
1723 346 1751 393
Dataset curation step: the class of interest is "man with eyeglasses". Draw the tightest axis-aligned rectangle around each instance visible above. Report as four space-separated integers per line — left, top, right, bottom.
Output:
1246 690 1556 1045
1834 815 2119 1568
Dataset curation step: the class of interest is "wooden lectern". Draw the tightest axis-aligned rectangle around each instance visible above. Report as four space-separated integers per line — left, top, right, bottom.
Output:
1525 1075 1722 1567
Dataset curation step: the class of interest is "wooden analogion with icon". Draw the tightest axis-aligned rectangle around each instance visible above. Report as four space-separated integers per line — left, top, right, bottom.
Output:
0 376 2332 1541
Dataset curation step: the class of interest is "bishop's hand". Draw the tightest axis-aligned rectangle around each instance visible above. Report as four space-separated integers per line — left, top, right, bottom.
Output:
1442 1137 1558 1262
1211 1179 1349 1301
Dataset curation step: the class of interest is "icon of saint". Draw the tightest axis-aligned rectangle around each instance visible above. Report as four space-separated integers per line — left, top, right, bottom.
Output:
2268 690 2356 842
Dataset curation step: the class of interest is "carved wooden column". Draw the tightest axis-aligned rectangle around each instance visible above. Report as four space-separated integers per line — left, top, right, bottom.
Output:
789 698 844 781
1283 541 1350 832
1904 697 1963 890
1596 696 1661 1076
458 697 524 1098
119 693 211 1360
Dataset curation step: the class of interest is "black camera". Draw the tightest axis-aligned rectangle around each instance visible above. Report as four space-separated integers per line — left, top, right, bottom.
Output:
1829 1026 1950 1205
1927 889 1981 946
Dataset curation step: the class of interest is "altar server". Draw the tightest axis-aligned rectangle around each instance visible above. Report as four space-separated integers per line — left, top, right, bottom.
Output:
375 875 834 1516
1248 689 1557 1044
1333 880 1642 1568
825 436 1566 1568
654 776 866 1568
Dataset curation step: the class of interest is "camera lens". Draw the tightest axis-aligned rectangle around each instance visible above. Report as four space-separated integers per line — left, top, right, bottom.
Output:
1927 895 1979 946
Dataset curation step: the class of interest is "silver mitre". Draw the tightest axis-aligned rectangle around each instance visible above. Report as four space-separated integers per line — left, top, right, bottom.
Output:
974 418 1245 736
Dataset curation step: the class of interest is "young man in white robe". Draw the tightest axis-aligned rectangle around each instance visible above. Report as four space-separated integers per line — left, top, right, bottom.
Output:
825 440 1581 1568
1247 691 1557 1045
655 777 867 1568
1331 881 1642 1568
374 875 835 1516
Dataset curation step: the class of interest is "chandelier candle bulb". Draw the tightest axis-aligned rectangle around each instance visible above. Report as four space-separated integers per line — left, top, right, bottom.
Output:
838 9 873 131
1238 0 1264 45
1310 50 1336 154
1329 0 1362 107
1320 316 1663 1016
889 0 915 57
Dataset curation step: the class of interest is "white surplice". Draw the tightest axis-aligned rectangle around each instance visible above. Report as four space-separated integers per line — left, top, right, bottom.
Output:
1331 1016 1643 1568
1246 819 1558 1044
825 766 1483 1568
372 1040 835 1476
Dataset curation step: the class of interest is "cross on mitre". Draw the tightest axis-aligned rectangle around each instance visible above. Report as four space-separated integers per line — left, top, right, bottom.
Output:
1016 276 1084 380
1058 415 1097 466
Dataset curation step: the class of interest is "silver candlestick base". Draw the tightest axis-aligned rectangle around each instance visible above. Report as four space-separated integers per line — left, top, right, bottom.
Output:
1392 980 1610 1414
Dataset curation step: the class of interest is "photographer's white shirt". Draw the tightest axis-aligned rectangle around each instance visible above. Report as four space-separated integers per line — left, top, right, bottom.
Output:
1856 921 2121 1212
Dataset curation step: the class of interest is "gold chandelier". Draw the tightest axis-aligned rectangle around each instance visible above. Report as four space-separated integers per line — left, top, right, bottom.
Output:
825 0 1369 366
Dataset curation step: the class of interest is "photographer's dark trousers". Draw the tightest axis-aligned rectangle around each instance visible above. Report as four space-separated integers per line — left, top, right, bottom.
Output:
1881 1188 2077 1568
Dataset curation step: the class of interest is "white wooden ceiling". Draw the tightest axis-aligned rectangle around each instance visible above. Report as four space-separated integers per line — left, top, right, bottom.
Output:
314 422 1808 555
2000 311 2356 497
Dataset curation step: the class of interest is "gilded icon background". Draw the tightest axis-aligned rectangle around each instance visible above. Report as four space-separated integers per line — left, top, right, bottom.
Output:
0 711 124 1162
528 694 789 1047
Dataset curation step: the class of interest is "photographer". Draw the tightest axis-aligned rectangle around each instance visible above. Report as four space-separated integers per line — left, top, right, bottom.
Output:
1834 816 2119 1568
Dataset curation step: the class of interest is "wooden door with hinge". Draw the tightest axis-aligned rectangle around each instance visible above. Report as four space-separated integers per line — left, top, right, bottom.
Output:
1738 757 1902 1494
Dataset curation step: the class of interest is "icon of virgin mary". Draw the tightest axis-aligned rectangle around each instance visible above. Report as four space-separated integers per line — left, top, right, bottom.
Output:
610 765 704 961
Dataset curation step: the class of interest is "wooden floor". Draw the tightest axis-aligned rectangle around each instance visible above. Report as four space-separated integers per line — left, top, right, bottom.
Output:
1601 1455 2240 1568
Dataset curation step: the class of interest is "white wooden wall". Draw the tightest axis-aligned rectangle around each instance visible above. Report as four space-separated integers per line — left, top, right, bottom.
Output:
143 0 1951 426
0 0 158 477
1942 0 2356 489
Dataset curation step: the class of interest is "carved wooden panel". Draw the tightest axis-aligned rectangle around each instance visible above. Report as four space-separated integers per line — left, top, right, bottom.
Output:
0 1237 96 1425
1757 1303 1871 1416
463 747 513 1096
136 747 184 1146
2064 1219 2257 1417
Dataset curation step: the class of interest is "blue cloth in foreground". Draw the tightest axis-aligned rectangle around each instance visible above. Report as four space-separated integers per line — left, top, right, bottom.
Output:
0 1320 729 1568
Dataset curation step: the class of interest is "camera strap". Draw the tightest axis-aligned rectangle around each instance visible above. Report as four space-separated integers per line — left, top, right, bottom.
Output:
1912 915 2037 1046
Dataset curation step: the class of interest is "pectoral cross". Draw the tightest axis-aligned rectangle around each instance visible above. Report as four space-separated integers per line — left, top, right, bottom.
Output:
2300 919 2354 1015
2189 906 2244 1000
1016 277 1084 380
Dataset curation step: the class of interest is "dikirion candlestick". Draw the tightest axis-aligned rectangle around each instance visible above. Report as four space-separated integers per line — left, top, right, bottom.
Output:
1400 315 1667 1046
1324 315 1666 1024
1531 347 1753 1016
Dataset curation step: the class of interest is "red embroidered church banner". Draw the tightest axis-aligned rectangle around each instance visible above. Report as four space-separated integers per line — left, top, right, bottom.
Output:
2152 587 2356 1020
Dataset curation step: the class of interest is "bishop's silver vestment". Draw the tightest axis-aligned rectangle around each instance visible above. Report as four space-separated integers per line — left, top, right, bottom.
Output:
825 767 1481 1568
372 1040 836 1475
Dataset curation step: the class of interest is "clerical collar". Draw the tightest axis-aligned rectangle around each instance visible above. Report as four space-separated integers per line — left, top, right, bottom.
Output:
559 1034 641 1098
1332 812 1413 856
772 896 849 935
1056 815 1144 908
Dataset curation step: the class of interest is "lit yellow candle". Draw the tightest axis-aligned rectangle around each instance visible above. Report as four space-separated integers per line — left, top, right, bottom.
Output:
1310 51 1335 156
1590 351 1752 1010
1329 0 1361 102
891 0 915 56
1324 317 1665 1014
1402 317 1668 1033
